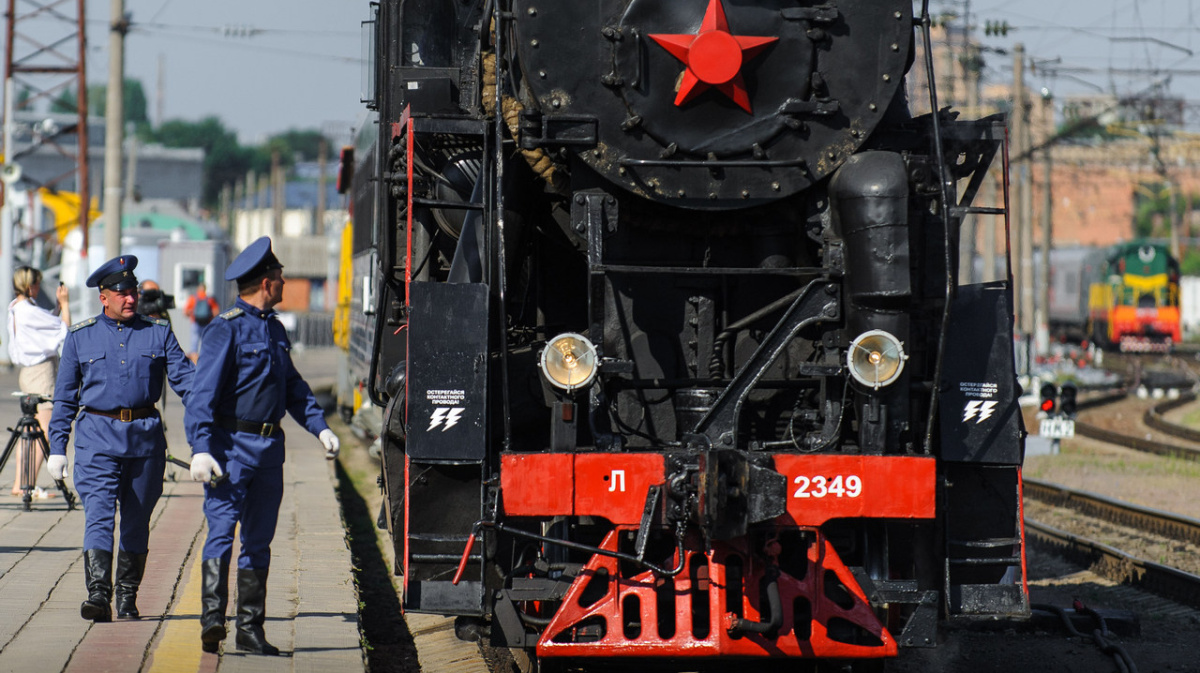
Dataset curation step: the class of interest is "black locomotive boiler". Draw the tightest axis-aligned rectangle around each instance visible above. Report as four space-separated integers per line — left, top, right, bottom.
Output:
350 0 1028 668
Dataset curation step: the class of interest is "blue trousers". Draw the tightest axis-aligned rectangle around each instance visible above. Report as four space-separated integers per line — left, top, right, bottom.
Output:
202 458 284 570
74 450 166 553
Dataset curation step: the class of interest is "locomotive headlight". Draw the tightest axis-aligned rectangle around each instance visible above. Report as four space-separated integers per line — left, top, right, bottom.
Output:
541 333 599 392
847 330 907 390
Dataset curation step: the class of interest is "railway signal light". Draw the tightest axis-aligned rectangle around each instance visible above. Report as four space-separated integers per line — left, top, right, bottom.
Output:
1039 383 1058 415
1059 382 1078 418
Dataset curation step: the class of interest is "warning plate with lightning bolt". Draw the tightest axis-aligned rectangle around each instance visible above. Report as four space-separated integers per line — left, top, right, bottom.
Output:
406 283 489 461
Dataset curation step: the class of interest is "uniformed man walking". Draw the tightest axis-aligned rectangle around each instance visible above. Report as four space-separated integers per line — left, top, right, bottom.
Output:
48 255 194 622
184 236 339 655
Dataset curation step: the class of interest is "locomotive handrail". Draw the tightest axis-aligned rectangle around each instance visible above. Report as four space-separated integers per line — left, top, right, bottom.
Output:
493 0 514 451
618 157 808 168
952 206 1005 216
595 263 827 276
918 0 960 455
409 197 484 210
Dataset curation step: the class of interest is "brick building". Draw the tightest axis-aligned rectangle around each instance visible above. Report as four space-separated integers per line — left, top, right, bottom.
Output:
909 27 1200 254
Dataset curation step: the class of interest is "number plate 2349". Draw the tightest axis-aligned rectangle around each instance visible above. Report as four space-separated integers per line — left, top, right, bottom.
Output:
793 475 862 499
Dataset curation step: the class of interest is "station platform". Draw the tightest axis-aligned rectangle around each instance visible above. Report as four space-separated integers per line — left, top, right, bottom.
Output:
0 347 364 672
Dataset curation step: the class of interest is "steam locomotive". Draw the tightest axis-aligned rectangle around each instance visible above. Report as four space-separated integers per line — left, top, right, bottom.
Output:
346 0 1028 669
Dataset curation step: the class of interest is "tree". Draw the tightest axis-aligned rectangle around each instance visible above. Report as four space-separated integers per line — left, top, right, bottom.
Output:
1180 248 1200 276
88 79 151 132
1132 183 1198 240
267 129 331 162
50 88 78 114
149 118 336 207
154 116 260 206
87 85 106 115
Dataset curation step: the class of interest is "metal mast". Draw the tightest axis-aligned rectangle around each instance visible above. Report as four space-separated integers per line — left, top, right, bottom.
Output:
2 0 90 356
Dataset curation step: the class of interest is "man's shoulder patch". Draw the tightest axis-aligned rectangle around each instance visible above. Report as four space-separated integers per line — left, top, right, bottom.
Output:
219 307 244 320
69 317 96 332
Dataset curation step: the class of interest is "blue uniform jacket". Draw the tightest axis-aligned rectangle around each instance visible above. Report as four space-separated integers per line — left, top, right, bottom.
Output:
183 298 328 468
50 313 194 457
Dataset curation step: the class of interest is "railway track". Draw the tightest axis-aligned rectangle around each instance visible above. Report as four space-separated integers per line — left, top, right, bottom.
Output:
1143 390 1200 443
392 390 1200 673
1069 388 1200 461
1024 478 1200 610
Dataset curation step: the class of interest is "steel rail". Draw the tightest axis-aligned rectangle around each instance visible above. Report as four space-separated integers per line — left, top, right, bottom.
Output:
1067 389 1200 460
1073 419 1200 461
1024 478 1200 546
1024 518 1200 610
1143 390 1200 444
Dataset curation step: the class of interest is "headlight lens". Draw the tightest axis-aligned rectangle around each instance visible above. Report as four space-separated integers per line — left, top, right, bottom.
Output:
541 333 599 392
847 330 906 390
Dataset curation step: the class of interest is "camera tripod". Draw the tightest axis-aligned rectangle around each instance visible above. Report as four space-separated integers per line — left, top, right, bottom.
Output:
0 393 77 511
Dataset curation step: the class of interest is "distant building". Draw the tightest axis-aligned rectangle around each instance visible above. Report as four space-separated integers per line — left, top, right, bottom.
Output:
905 25 1200 253
4 110 205 210
54 198 230 353
232 178 347 317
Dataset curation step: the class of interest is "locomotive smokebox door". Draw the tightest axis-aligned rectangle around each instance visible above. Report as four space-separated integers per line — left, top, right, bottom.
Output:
407 282 489 461
939 282 1023 464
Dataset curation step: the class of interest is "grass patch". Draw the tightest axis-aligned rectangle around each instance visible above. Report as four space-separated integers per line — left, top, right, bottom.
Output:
1182 407 1200 428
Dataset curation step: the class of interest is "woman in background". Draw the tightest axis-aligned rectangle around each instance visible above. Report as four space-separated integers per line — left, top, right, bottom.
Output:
7 266 70 497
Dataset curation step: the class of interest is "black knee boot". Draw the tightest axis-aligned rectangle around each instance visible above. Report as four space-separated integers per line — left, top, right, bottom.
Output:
200 558 230 653
114 552 148 619
80 549 113 622
234 568 279 655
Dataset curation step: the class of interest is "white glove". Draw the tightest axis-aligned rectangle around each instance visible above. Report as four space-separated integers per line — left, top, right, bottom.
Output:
319 429 340 460
190 453 224 483
47 455 68 480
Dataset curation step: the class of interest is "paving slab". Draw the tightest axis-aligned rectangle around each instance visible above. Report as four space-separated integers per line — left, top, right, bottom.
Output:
0 348 362 672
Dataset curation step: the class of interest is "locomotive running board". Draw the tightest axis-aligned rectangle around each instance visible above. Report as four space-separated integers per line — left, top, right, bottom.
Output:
536 528 896 660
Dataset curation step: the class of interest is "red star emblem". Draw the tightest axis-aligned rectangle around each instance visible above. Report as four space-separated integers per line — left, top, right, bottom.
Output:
648 0 777 113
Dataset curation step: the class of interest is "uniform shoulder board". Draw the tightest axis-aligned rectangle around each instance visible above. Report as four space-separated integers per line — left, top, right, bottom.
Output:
220 307 244 320
146 316 169 327
69 317 97 332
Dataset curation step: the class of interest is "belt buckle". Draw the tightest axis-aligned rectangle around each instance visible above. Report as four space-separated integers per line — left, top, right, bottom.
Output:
120 408 132 422
260 422 275 437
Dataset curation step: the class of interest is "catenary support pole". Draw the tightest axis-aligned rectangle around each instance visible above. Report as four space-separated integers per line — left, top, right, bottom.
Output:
103 0 126 259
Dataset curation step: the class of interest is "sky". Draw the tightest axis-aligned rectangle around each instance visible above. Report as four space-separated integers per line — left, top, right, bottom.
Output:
955 0 1200 126
8 1 1196 144
82 0 365 145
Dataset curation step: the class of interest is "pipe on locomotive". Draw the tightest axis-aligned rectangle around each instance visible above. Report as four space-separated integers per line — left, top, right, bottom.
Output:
452 520 687 586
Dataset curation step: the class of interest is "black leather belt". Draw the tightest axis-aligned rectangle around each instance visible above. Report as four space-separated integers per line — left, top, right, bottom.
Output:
86 407 158 422
216 415 281 437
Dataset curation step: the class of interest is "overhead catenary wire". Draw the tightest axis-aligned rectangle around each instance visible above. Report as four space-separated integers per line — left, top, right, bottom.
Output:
120 28 359 64
86 17 358 37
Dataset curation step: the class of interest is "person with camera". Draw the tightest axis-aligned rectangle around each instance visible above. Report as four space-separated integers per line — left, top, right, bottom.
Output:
184 237 338 655
48 255 195 623
137 279 174 321
184 283 219 355
6 266 70 498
